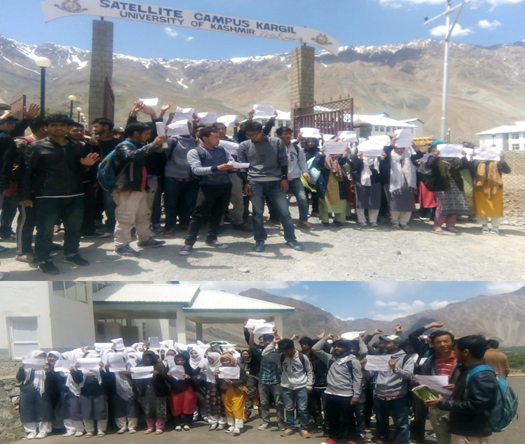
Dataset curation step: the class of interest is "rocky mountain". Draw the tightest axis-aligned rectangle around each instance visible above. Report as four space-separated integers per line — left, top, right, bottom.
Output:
196 286 525 347
1 34 525 140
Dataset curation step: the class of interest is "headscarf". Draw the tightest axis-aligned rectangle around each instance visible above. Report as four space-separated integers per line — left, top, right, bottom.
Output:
203 352 222 383
112 353 134 402
24 350 46 395
389 149 417 193
220 352 238 367
361 156 380 186
324 154 344 181
140 350 165 374
189 349 205 370
174 353 193 376
474 161 503 199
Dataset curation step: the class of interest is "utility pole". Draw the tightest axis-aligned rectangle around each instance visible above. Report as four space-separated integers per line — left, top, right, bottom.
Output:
425 0 471 141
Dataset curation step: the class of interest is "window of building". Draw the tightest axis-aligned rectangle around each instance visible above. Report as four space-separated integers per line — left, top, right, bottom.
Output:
92 282 109 293
511 144 520 151
52 282 88 303
8 317 39 360
374 126 379 132
386 127 391 133
511 133 519 139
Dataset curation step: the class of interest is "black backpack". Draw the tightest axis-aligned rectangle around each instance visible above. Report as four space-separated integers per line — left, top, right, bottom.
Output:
189 145 228 182
280 352 307 370
417 162 437 191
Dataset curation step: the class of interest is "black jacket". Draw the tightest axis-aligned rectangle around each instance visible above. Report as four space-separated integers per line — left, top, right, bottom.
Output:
243 328 261 377
438 363 498 437
427 156 468 192
113 140 164 192
379 146 423 185
350 155 381 184
71 369 110 397
20 137 88 201
0 131 17 192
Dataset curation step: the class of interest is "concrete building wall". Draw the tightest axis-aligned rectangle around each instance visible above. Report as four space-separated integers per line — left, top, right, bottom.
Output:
131 319 173 342
479 133 525 151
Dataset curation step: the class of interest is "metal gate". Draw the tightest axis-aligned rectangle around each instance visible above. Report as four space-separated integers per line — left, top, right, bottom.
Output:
9 94 26 120
103 77 115 121
292 97 354 137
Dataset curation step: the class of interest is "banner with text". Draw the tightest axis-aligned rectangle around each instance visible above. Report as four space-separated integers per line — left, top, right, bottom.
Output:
44 0 339 55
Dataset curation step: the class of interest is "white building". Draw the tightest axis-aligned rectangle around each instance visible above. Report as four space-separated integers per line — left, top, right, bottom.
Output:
354 113 420 139
476 122 525 151
0 282 295 360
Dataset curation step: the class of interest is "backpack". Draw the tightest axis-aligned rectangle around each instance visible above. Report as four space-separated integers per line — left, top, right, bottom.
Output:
280 352 307 371
327 357 355 375
97 140 135 192
307 157 321 185
466 364 519 433
417 161 436 191
189 145 227 182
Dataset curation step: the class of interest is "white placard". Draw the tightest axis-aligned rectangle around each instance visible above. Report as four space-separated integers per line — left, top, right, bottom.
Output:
437 144 463 158
364 355 392 372
197 112 218 124
301 127 322 139
421 153 432 163
167 120 190 137
416 375 451 395
253 322 275 336
395 129 413 148
168 363 186 380
246 319 266 329
219 140 240 155
148 337 161 349
22 358 47 369
358 139 385 158
175 342 187 352
218 366 240 379
463 147 474 158
474 147 501 161
322 134 335 142
324 142 348 155
154 122 168 148
111 338 125 351
341 331 365 340
230 161 250 169
337 131 358 143
160 340 174 349
77 358 102 372
139 98 158 107
175 107 195 121
107 354 127 373
419 357 428 365
217 115 238 127
130 366 154 380
94 343 113 352
253 104 275 119
54 359 73 373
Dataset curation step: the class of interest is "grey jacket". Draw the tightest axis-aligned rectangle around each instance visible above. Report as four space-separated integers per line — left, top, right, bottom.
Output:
286 143 308 180
237 136 288 181
312 338 363 397
262 343 314 390
187 145 234 189
373 350 414 398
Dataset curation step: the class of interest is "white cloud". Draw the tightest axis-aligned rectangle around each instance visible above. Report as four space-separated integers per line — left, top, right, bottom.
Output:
478 19 501 30
483 282 525 295
486 0 524 5
429 300 454 310
287 294 310 302
164 27 178 38
380 0 523 5
372 299 450 321
430 24 474 37
336 316 356 321
185 36 194 42
365 282 424 299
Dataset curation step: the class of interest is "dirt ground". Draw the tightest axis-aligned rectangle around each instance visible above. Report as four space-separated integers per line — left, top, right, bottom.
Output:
1 203 525 281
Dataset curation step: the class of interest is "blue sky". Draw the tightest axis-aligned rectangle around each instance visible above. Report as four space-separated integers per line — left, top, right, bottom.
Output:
0 0 523 60
186 281 525 321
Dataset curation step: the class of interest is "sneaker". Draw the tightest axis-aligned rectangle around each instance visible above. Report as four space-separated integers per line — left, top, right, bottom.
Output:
233 428 241 436
152 223 164 232
128 429 136 435
490 227 500 235
117 428 127 434
163 227 176 237
300 430 311 439
333 221 344 227
205 240 229 249
27 432 37 440
63 431 76 437
257 423 269 431
278 423 286 431
63 254 89 267
115 245 141 257
225 426 235 433
84 432 93 438
143 430 153 435
137 238 165 248
297 221 311 229
253 241 265 252
209 424 218 432
323 439 337 444
96 432 105 438
16 253 37 263
39 260 60 275
155 430 163 435
74 432 83 437
179 244 193 256
82 231 110 238
481 225 490 234
183 425 190 431
175 426 182 432
419 216 430 221
216 425 224 431
232 223 252 232
286 240 304 251
281 429 295 436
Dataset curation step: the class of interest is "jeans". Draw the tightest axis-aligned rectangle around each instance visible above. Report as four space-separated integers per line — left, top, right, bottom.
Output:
102 188 116 230
185 187 232 246
258 382 284 425
324 393 358 442
307 388 324 428
164 177 196 228
16 203 36 256
250 180 296 243
81 181 99 234
288 178 309 222
150 176 163 225
282 387 309 431
0 193 17 234
374 396 410 444
34 196 84 262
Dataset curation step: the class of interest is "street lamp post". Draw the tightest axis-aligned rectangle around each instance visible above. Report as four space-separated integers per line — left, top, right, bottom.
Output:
77 107 82 122
35 57 51 117
68 95 77 119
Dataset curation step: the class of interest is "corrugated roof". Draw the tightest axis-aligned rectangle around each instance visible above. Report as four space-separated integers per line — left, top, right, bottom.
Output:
477 122 525 136
185 290 295 311
92 284 199 304
355 114 416 128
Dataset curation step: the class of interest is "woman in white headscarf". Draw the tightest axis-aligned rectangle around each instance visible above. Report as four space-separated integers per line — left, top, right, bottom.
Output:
380 140 422 229
16 350 54 439
189 348 208 423
351 150 382 227
105 352 139 434
200 352 227 430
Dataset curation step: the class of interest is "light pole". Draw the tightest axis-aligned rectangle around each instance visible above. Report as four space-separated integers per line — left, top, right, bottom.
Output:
68 95 77 119
77 107 82 122
425 0 471 141
35 57 51 117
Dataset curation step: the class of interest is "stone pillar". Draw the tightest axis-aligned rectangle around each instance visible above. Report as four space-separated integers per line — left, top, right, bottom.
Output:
195 323 203 342
89 20 114 122
290 45 315 108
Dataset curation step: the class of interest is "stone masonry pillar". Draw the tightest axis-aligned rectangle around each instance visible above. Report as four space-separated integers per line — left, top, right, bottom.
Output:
290 45 315 132
89 20 114 122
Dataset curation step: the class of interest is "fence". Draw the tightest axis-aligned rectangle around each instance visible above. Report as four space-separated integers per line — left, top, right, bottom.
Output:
9 94 26 120
503 151 525 218
293 98 354 137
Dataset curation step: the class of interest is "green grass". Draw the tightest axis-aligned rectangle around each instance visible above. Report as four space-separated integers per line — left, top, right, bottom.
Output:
503 349 525 370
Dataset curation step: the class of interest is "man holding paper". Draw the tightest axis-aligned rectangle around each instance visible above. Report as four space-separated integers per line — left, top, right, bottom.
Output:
180 127 234 256
237 121 303 252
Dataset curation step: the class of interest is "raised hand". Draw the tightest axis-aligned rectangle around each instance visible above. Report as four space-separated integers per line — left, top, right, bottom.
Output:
80 153 100 166
23 103 40 120
161 102 173 112
130 101 144 117
317 331 325 339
